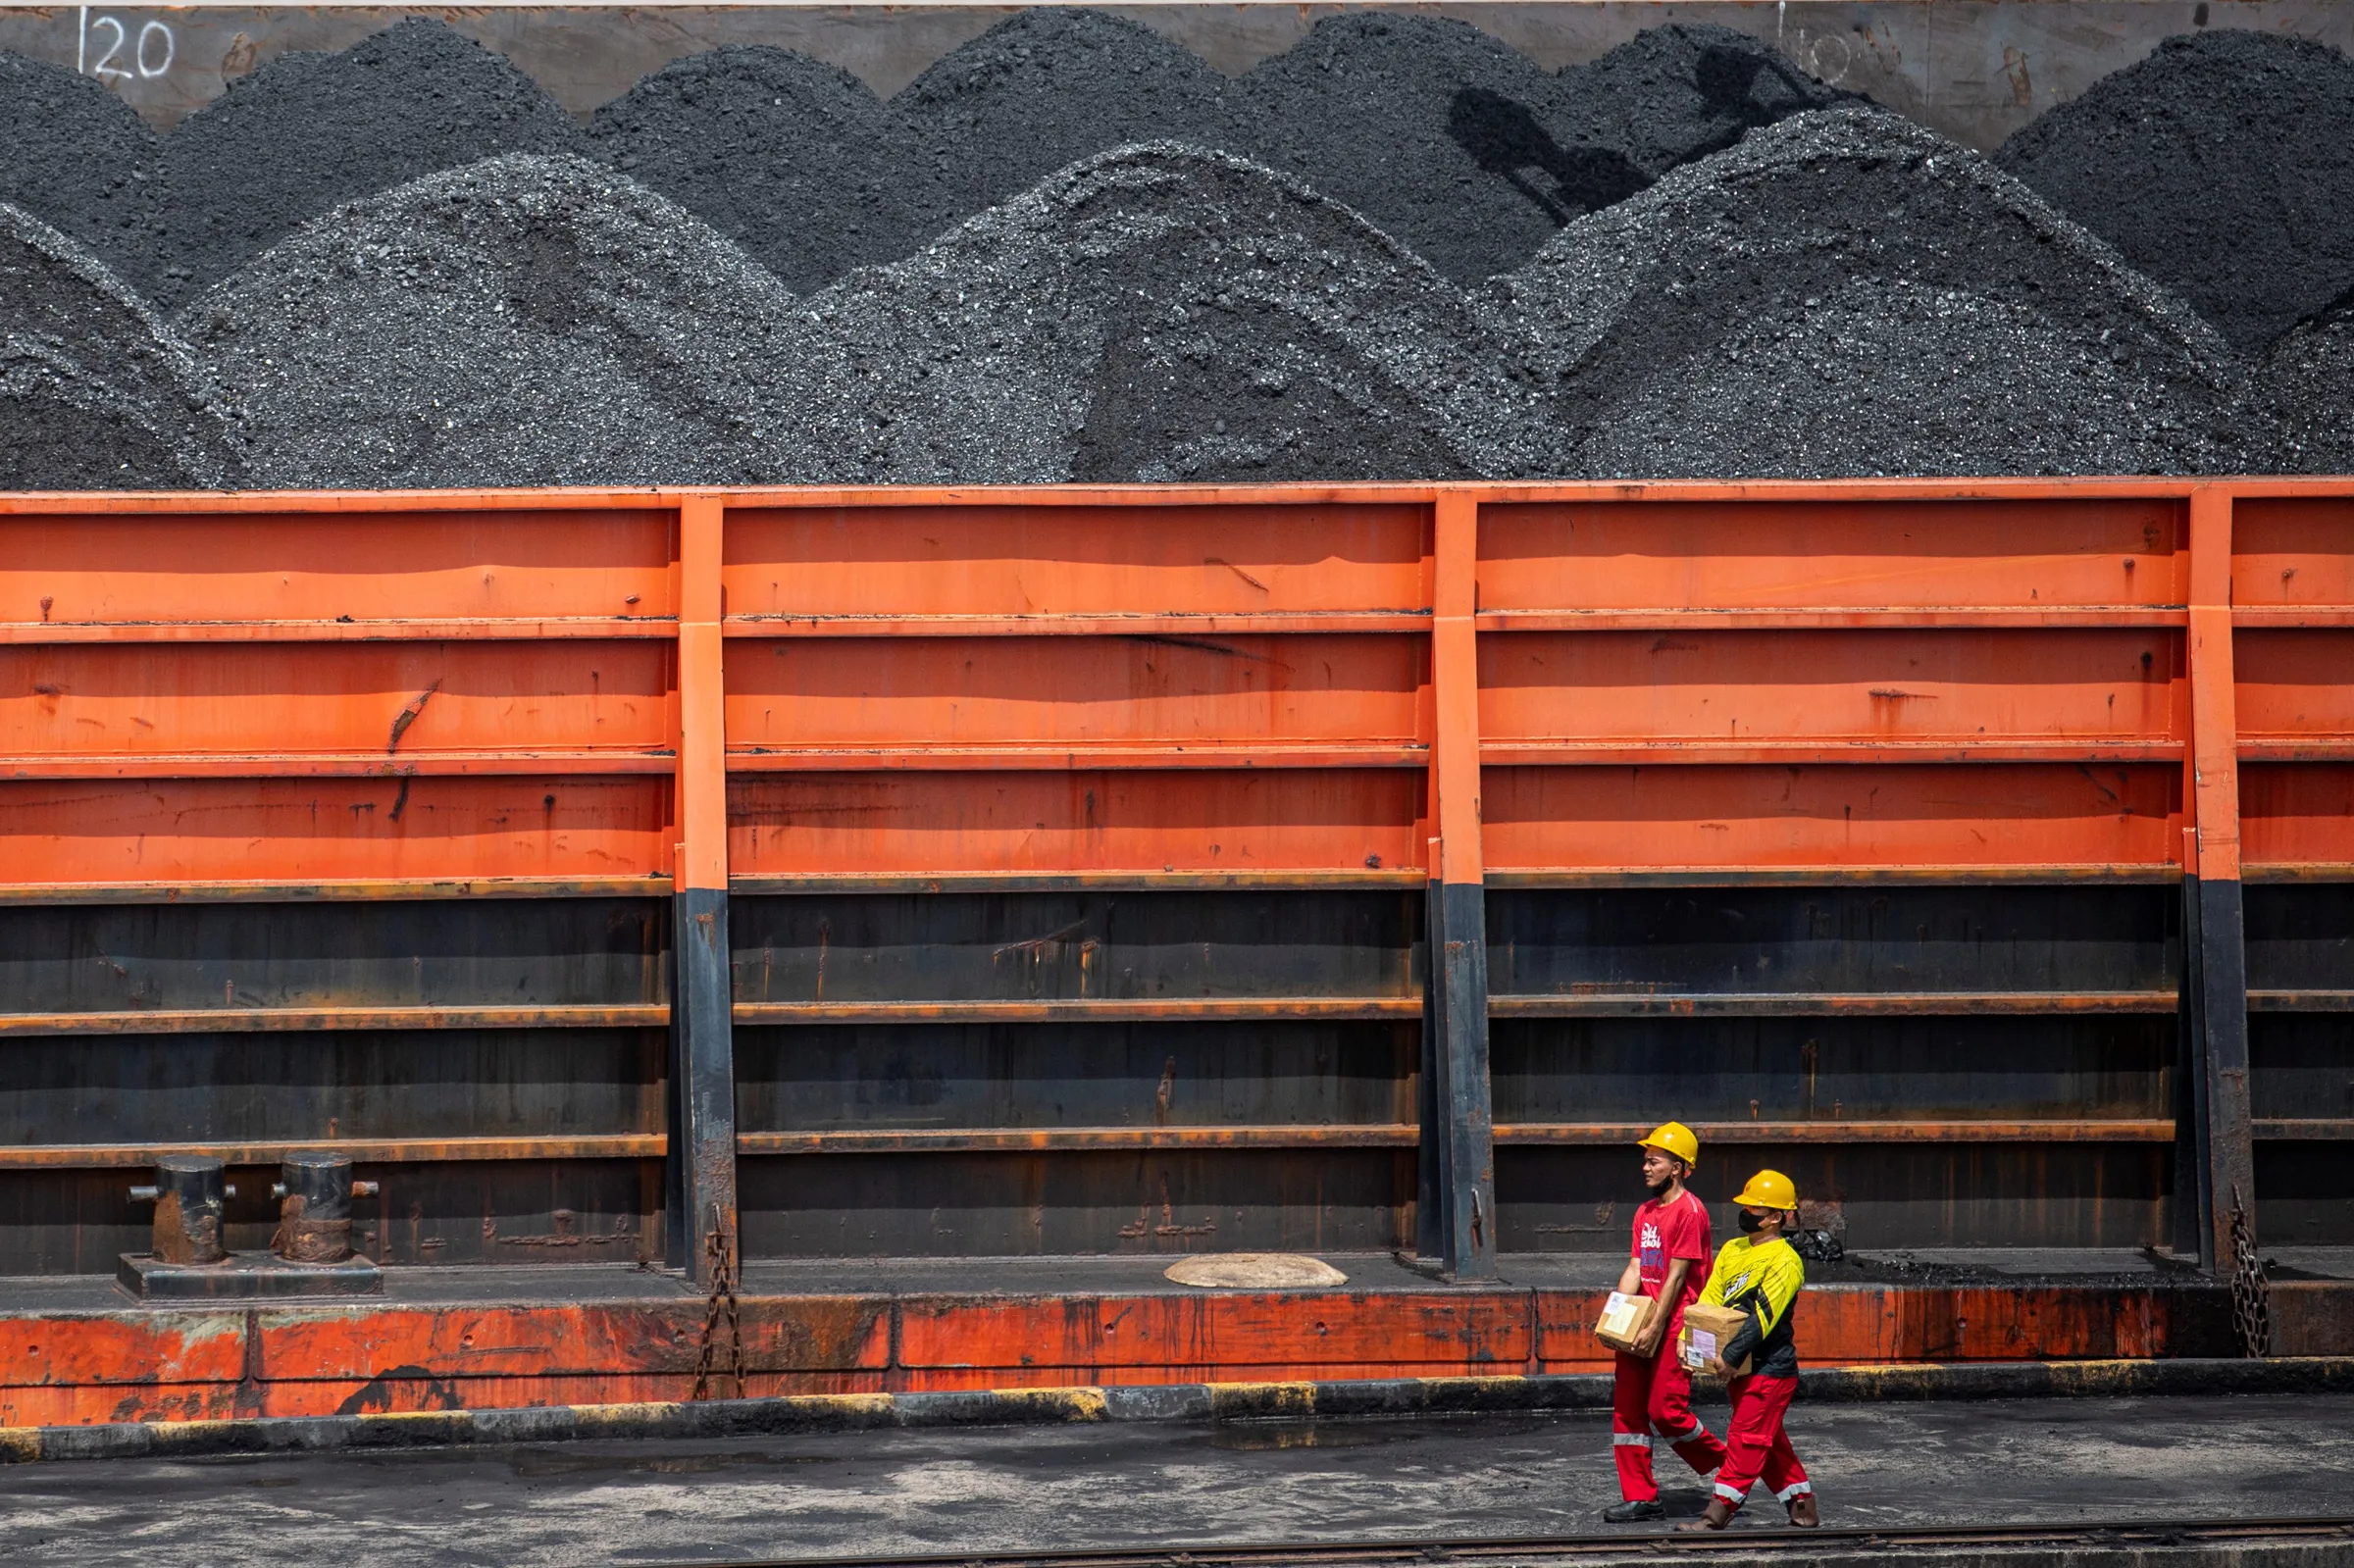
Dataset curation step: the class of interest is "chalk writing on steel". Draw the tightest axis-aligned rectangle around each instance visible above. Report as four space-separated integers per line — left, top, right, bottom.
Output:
77 8 174 81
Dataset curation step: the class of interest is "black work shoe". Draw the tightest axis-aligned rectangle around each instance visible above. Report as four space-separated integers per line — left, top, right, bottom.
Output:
1603 1500 1665 1524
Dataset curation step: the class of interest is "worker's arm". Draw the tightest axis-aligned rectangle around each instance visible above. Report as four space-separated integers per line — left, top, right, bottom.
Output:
1615 1253 1642 1297
1630 1256 1689 1358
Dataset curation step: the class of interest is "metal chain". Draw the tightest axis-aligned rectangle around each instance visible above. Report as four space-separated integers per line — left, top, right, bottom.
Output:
2227 1185 2272 1360
691 1209 743 1401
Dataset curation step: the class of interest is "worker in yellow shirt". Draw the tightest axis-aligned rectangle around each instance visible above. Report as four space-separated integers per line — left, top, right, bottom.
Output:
1680 1170 1818 1532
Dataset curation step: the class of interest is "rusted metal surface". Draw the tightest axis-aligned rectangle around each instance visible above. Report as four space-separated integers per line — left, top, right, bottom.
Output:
0 1273 2309 1424
0 479 2341 1292
0 1138 665 1167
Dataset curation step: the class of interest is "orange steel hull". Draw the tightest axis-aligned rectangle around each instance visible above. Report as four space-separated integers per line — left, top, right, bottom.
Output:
0 479 2343 1400
1 1277 2331 1427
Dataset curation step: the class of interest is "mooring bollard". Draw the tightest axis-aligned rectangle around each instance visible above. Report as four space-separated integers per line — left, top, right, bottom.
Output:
272 1152 380 1263
128 1156 234 1265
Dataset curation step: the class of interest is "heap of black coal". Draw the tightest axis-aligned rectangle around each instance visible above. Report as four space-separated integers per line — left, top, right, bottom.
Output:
777 143 1535 484
0 52 157 278
1484 106 2252 479
0 203 244 489
183 154 810 488
1997 28 2354 355
145 18 585 306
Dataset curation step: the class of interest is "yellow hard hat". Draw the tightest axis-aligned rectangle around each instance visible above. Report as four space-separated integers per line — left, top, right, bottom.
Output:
1734 1169 1799 1210
1638 1121 1700 1167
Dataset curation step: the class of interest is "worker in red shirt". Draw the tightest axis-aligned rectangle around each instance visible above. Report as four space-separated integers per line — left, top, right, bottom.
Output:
1602 1121 1728 1523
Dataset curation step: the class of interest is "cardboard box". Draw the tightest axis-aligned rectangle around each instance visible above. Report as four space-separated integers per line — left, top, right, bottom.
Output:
1593 1290 1657 1353
1677 1302 1753 1376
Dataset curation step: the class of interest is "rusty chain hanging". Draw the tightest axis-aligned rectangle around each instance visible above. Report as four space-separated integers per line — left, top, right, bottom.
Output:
691 1208 743 1401
2227 1186 2272 1360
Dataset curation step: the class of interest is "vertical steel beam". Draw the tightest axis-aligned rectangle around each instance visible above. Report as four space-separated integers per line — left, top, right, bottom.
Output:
2184 485 2254 1273
669 493 738 1282
1423 490 1497 1280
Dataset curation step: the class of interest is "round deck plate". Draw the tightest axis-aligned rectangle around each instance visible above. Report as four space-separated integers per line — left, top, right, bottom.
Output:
1163 1253 1349 1289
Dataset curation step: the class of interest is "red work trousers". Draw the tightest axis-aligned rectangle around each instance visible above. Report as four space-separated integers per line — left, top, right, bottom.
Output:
1612 1345 1728 1500
1711 1373 1811 1512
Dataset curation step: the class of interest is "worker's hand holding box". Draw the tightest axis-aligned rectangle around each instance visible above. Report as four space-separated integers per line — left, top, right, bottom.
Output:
1593 1290 1657 1354
1677 1301 1753 1377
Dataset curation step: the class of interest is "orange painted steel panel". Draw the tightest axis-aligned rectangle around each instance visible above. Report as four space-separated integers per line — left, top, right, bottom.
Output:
729 770 1428 877
723 503 1433 623
0 507 674 632
0 641 673 768
893 1291 1533 1373
678 495 731 893
1534 1285 2164 1370
1481 763 2182 873
1432 492 1483 884
2188 489 2241 882
255 1299 892 1382
1479 499 2185 614
2236 630 2354 744
0 1311 248 1389
1479 630 2183 750
727 634 1427 758
2233 498 2354 613
2242 764 2354 868
0 777 673 885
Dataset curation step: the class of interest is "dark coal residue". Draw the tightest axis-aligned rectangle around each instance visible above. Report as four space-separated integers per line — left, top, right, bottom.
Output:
1561 24 1858 180
146 18 586 308
1997 28 2354 356
0 52 157 277
2261 288 2354 473
0 204 243 490
1236 13 1577 288
780 143 1534 485
589 45 961 296
895 9 1241 218
184 154 809 488
1242 17 1849 287
1483 106 2253 479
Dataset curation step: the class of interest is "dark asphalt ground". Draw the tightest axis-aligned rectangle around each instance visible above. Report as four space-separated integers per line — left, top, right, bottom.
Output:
0 1393 2347 1567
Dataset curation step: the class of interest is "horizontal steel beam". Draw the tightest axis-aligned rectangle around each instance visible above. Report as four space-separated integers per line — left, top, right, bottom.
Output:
727 612 1431 637
0 1006 668 1036
1489 991 2180 1017
1480 741 2186 766
738 1125 1418 1153
0 618 677 644
733 1120 2183 1153
727 744 1427 772
1495 1120 2176 1144
0 877 674 904
0 1135 664 1167
733 998 1420 1025
731 871 1431 893
2252 1120 2354 1140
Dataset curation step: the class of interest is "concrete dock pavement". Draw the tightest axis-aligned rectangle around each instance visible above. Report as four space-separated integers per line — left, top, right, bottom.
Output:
0 1393 2347 1567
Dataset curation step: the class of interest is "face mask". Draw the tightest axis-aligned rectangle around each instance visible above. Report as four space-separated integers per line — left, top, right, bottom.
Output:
1739 1209 1766 1234
1646 1171 1672 1195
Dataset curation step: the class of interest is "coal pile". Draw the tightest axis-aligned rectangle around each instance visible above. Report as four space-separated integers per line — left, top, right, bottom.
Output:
2261 291 2354 473
184 154 810 488
895 10 1240 217
1483 107 2250 479
1237 13 1579 287
782 144 1532 484
1997 29 2354 355
0 204 243 490
147 19 586 308
0 52 157 276
589 46 960 296
1241 17 1847 287
1562 24 1858 180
